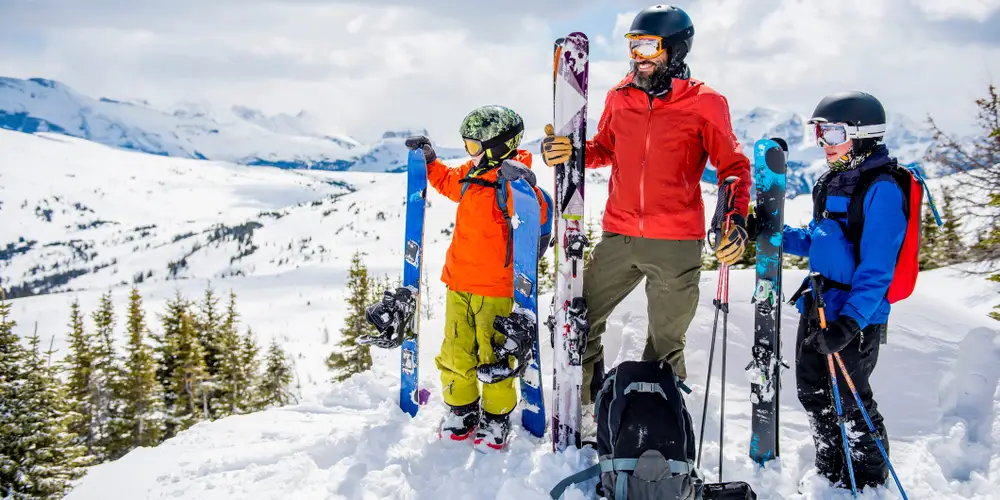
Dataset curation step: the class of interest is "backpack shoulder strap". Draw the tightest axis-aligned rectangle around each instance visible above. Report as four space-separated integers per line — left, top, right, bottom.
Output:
812 170 834 221
845 162 910 260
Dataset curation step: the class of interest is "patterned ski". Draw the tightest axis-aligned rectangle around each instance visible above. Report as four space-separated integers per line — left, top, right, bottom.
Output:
748 138 787 463
400 148 431 417
510 177 545 438
550 32 589 452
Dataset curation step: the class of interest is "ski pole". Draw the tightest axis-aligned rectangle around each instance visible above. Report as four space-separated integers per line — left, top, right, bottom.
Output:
832 352 908 499
697 177 738 480
808 273 858 497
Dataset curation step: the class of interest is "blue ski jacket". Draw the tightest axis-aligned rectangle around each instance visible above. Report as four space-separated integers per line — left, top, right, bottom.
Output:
784 146 907 329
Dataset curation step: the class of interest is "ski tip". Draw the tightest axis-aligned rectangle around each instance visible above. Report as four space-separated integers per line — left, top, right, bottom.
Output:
770 137 788 151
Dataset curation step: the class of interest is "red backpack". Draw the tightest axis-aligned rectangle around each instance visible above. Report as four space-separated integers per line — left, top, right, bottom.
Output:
813 163 942 303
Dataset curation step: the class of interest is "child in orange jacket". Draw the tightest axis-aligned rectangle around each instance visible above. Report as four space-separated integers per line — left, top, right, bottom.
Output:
364 105 550 452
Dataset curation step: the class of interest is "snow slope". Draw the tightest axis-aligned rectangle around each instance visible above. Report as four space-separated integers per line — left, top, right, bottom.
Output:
2 128 998 499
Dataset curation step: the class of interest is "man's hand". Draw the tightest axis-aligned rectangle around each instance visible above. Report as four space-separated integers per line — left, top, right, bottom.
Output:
541 124 572 166
714 214 749 266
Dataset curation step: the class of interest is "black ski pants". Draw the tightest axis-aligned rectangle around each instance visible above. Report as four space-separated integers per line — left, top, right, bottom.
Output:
795 304 890 489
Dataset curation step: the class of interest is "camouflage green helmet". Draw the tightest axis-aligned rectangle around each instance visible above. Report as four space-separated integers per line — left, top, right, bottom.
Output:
459 104 525 162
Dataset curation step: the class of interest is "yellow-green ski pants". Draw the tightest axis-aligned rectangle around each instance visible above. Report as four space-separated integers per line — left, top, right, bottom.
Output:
434 289 516 415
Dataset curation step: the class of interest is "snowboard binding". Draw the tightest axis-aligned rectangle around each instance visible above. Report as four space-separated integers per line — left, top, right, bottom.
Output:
360 286 417 349
477 308 537 383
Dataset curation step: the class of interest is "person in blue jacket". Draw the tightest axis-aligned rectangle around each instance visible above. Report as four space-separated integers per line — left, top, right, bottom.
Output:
750 91 904 490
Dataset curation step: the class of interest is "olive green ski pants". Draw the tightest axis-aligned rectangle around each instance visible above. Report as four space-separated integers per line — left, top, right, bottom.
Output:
581 232 702 405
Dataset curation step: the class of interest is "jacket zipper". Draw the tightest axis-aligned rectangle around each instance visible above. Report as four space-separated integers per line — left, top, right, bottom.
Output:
639 95 654 237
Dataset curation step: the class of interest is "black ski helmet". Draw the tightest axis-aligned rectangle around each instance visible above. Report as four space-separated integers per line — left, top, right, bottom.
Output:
809 90 887 152
627 5 695 67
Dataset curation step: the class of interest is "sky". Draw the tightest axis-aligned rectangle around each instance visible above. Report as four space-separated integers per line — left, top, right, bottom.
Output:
1 0 999 146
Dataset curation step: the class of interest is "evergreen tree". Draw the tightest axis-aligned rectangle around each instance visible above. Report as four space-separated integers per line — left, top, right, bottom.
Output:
0 299 88 499
215 291 259 416
109 287 165 457
0 295 31 495
326 252 374 381
16 332 89 498
583 217 599 265
195 284 223 419
259 338 296 408
63 298 98 457
939 187 965 265
239 327 263 412
154 291 187 438
919 192 943 270
90 290 122 460
168 309 209 433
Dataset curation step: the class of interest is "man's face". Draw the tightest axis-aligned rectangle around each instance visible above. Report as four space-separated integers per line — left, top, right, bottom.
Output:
633 49 668 76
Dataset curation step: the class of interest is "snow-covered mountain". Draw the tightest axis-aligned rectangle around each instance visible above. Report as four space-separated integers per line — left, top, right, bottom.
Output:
0 77 467 173
1 77 947 196
2 127 998 499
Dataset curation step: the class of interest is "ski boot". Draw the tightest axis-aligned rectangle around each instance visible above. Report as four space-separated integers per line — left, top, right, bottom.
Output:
439 400 479 441
474 411 512 452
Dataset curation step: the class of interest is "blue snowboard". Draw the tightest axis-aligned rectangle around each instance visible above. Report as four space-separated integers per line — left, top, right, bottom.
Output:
400 149 430 417
510 177 545 438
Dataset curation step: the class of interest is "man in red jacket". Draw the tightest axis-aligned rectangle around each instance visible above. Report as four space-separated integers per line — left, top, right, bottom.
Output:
542 4 751 430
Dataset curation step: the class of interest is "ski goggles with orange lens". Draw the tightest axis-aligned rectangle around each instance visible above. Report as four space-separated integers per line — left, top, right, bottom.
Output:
810 120 886 147
463 138 483 156
626 34 665 59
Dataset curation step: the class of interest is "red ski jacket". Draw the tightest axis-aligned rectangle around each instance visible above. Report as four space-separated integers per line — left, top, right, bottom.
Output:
587 74 751 239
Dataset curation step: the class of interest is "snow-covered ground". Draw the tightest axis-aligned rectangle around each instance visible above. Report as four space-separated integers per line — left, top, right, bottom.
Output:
2 128 999 499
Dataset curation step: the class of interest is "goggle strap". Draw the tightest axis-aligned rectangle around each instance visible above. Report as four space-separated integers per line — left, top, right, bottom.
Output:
476 121 525 151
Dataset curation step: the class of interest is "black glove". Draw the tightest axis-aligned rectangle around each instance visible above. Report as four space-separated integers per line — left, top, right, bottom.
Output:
477 310 536 383
404 135 436 164
500 159 537 187
805 315 861 355
360 287 416 349
745 212 760 241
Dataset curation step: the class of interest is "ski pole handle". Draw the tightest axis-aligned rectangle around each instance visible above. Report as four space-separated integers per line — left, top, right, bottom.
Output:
807 272 827 329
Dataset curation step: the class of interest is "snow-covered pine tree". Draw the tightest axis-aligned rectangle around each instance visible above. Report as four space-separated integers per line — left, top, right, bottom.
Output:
326 251 373 382
538 254 554 294
109 287 165 457
168 309 209 433
154 291 187 438
91 290 123 461
259 338 295 408
919 192 943 270
0 294 32 495
238 326 262 412
63 298 99 459
215 291 260 416
939 187 966 265
17 331 89 499
195 284 223 418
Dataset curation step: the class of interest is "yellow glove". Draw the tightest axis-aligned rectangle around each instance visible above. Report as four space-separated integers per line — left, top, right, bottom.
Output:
541 124 572 166
714 214 748 266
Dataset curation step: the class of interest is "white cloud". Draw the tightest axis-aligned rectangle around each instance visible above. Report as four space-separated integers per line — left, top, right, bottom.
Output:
1 0 998 148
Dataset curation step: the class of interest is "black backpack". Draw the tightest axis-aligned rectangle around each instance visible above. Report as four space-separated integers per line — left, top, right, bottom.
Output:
550 360 704 499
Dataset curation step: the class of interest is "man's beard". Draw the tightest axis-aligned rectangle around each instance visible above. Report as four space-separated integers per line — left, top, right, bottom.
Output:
632 59 674 93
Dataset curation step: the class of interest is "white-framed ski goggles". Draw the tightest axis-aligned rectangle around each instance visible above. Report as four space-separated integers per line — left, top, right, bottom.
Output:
808 119 886 147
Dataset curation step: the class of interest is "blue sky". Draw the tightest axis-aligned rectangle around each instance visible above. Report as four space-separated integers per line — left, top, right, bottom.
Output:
1 0 998 144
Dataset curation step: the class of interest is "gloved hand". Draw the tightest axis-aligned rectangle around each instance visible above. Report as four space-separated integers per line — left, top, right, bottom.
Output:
404 135 437 164
714 213 749 266
477 310 536 383
805 315 861 355
500 159 537 187
360 287 416 349
541 124 572 167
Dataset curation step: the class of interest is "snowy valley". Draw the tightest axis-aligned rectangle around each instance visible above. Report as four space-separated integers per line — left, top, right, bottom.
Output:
1 124 998 500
